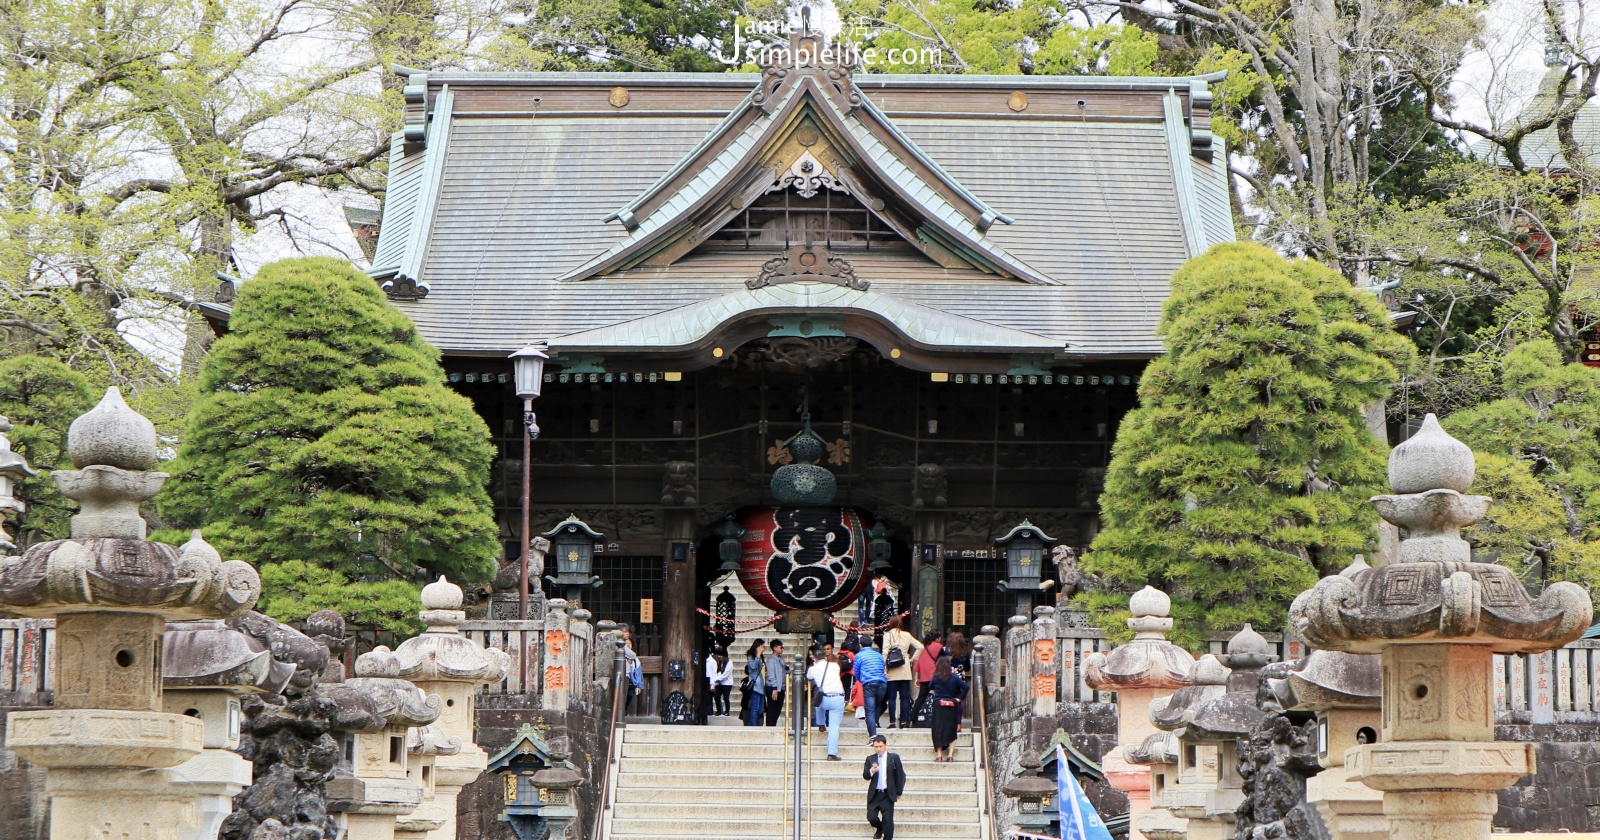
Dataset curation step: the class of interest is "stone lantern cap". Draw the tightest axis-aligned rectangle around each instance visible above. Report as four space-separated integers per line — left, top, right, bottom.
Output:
396 576 512 684
163 619 295 695
0 416 38 479
1149 655 1228 732
227 611 332 695
1126 731 1180 767
1277 650 1380 712
1000 767 1058 799
0 529 259 619
328 646 442 733
1291 416 1592 655
1084 586 1195 691
1180 628 1272 743
408 723 463 757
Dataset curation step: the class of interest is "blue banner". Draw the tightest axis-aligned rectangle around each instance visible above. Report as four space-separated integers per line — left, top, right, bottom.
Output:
1057 744 1114 840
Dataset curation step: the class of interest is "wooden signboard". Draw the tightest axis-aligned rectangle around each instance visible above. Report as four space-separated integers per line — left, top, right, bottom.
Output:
640 598 655 624
952 601 967 626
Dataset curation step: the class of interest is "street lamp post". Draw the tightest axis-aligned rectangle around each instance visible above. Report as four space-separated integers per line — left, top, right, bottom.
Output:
510 344 549 621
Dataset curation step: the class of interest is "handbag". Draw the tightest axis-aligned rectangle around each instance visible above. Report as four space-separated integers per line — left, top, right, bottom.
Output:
885 644 906 670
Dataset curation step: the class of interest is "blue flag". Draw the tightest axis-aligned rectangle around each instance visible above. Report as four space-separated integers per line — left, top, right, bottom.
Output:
1057 744 1114 840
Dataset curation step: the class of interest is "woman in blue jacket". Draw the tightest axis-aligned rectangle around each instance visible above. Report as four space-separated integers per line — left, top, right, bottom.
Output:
743 640 767 726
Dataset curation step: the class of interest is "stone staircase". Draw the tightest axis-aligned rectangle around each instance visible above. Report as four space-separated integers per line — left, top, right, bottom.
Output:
604 724 983 839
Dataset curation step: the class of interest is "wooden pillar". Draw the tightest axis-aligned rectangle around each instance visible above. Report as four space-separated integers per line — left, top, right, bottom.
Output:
662 509 697 705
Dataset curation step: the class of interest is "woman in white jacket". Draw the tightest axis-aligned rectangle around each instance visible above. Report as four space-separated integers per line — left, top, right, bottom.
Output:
706 644 734 716
808 652 847 759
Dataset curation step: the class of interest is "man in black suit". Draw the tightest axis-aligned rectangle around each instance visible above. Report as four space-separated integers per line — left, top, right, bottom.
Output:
863 733 906 840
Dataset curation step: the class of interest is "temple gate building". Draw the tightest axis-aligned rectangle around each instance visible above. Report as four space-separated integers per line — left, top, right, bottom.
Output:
358 32 1234 712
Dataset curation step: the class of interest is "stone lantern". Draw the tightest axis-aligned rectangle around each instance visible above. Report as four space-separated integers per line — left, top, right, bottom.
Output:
1083 586 1195 840
0 415 37 551
394 575 511 840
0 388 262 840
542 514 603 606
1290 414 1592 840
325 646 444 840
995 519 1054 617
1174 627 1273 840
1139 654 1228 840
1272 645 1384 840
396 724 461 840
162 614 295 840
1001 751 1058 835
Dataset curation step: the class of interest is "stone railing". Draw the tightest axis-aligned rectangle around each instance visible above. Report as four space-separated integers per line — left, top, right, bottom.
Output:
997 611 1600 720
0 604 604 708
0 618 53 695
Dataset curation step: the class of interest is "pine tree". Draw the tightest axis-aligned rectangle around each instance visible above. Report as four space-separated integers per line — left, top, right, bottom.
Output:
1083 243 1414 642
0 356 94 546
158 257 499 610
1444 340 1600 588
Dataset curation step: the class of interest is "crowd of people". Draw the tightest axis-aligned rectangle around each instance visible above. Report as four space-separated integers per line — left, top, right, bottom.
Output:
706 623 973 762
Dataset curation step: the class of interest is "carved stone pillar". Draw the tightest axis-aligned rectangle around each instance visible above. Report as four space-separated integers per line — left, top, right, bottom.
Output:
1084 587 1195 840
0 389 262 840
1291 414 1592 840
394 577 511 840
542 599 573 711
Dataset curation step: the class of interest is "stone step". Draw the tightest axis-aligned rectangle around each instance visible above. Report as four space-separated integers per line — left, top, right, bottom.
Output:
611 804 984 832
804 819 982 838
806 805 984 824
625 724 785 744
610 817 975 839
613 787 977 809
616 771 976 794
623 741 787 759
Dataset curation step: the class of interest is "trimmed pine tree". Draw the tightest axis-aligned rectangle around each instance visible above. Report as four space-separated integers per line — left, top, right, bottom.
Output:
1083 243 1414 643
158 257 498 628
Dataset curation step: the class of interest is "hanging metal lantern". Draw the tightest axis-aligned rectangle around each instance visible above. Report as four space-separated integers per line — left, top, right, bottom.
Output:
737 507 869 612
715 517 745 572
771 424 836 506
866 519 893 571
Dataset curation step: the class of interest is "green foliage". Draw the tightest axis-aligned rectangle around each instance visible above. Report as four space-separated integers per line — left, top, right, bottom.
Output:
488 0 752 71
1082 243 1414 645
0 356 94 546
257 560 423 635
0 0 412 378
1444 340 1600 588
835 0 1158 75
157 257 498 586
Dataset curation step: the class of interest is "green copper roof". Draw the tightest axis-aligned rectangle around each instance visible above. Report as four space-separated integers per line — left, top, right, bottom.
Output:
547 282 1067 354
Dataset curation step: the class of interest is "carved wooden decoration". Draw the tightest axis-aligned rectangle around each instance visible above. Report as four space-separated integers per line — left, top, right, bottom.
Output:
1008 91 1029 112
609 87 630 108
747 243 868 291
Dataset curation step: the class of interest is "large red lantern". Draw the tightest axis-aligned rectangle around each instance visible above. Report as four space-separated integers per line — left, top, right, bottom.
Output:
738 507 869 613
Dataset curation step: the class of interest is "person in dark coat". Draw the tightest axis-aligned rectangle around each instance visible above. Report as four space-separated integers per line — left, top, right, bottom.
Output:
863 733 906 840
927 655 968 761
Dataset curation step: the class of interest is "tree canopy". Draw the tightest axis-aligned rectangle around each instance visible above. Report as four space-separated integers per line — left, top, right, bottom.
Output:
157 257 498 625
1083 243 1415 643
0 356 94 546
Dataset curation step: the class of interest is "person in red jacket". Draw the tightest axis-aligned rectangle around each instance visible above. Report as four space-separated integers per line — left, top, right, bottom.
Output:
910 631 943 727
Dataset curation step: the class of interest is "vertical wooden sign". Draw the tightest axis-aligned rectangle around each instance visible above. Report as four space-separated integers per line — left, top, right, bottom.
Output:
951 601 967 626
640 598 656 624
